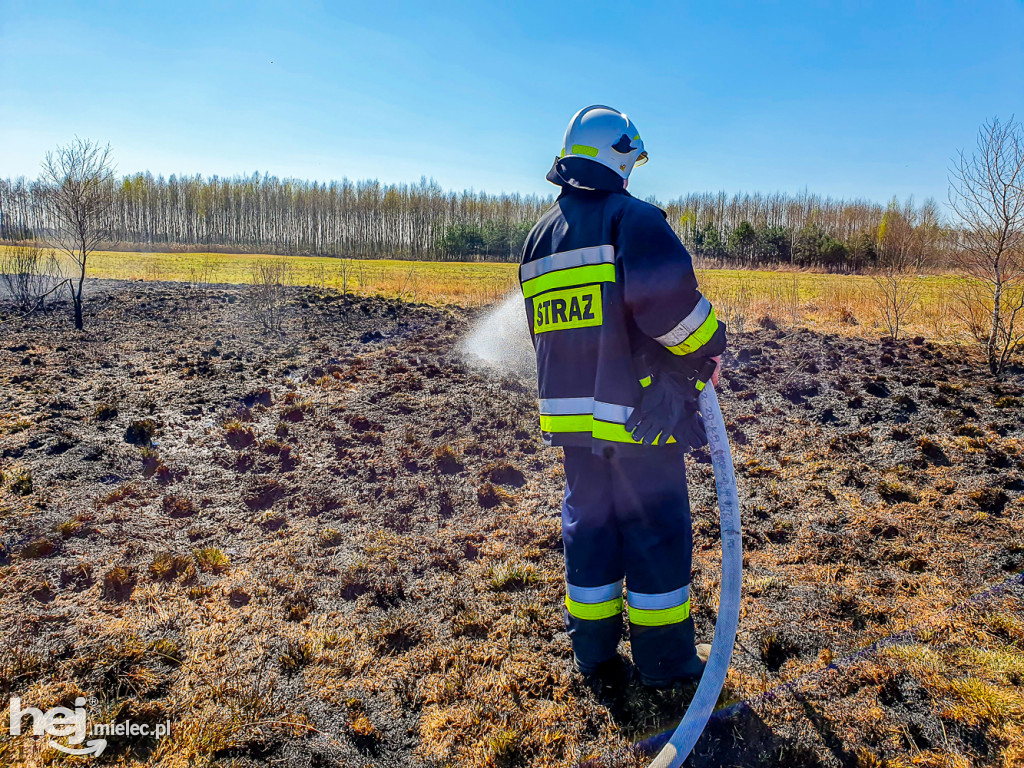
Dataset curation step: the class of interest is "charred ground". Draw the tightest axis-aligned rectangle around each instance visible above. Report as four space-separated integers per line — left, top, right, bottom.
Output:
1 282 1022 768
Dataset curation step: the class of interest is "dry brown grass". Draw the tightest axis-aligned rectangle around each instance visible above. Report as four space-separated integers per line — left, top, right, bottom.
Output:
872 598 1024 762
698 270 964 340
2 281 1021 768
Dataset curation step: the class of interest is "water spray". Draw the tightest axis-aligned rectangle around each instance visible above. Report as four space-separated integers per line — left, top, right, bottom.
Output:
462 293 743 767
459 292 537 373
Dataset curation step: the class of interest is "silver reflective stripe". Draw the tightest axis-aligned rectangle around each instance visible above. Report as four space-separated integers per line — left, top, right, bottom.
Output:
654 295 712 348
627 585 690 610
593 401 633 424
538 397 595 416
567 579 623 604
519 244 615 282
537 398 635 423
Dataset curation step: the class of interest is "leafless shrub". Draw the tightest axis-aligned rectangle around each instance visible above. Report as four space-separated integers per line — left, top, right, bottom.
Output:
714 282 753 334
397 266 417 303
948 117 1024 376
951 280 992 343
871 270 920 340
144 261 169 282
338 258 366 300
310 262 327 292
187 255 214 291
785 274 801 326
0 246 66 314
355 260 366 295
339 258 352 299
245 259 292 331
921 293 954 341
182 255 215 324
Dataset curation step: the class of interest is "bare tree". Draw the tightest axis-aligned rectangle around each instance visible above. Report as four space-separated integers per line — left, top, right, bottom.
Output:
40 139 116 329
871 199 924 339
949 117 1024 376
0 245 66 314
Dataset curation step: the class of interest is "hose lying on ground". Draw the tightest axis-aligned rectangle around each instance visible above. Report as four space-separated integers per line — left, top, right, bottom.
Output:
649 383 743 768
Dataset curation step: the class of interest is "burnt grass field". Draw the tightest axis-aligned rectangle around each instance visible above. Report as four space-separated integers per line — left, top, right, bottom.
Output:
1 281 1023 768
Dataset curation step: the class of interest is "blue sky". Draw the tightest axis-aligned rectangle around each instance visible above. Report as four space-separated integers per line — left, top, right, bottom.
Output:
1 0 1021 207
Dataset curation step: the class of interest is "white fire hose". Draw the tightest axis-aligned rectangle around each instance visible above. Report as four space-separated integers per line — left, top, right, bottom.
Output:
649 383 742 767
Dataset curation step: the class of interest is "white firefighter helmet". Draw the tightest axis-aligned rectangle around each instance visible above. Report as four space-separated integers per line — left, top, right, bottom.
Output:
559 105 648 180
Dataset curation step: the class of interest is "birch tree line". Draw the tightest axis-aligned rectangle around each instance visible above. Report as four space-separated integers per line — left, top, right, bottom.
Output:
1 170 946 269
0 173 549 262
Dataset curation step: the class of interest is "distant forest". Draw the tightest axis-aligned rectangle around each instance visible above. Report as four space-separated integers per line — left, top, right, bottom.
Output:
0 172 945 272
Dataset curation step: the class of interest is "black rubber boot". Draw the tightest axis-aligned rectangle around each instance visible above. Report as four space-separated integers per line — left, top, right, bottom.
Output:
632 614 702 686
639 643 711 689
576 653 632 695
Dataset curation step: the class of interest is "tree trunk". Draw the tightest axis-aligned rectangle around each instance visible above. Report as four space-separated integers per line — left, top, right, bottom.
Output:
74 292 83 330
75 248 86 331
989 277 1002 375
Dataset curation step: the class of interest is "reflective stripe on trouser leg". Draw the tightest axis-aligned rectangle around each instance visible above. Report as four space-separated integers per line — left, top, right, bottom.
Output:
627 584 691 626
562 447 623 670
611 449 697 682
565 579 624 620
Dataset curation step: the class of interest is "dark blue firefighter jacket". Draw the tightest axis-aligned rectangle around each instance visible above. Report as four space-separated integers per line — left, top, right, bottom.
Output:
519 157 726 457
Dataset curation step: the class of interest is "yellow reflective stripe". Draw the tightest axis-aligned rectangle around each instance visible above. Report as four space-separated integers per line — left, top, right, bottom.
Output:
542 415 677 444
565 595 623 620
695 379 705 391
592 420 634 443
540 397 681 445
540 413 593 433
571 144 599 157
628 600 691 626
522 263 615 298
592 420 676 445
665 309 719 356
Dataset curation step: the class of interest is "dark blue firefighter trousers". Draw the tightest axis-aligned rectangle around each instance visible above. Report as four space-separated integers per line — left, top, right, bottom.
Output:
561 446 697 684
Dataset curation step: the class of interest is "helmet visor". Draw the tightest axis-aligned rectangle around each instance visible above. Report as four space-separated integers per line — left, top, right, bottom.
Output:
634 150 649 167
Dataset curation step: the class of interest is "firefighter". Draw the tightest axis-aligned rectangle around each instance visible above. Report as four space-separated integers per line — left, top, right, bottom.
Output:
519 106 726 687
